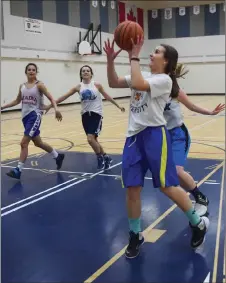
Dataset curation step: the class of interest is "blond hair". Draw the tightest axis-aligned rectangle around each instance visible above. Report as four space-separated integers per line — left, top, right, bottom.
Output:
175 63 189 79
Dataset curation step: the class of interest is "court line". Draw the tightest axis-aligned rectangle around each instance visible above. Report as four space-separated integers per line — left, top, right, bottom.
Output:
1 106 218 161
212 161 225 283
1 175 82 211
2 166 220 185
1 162 122 216
83 161 224 283
1 118 128 156
204 272 210 283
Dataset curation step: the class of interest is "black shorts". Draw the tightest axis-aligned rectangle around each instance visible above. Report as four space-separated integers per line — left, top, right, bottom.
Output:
82 111 103 136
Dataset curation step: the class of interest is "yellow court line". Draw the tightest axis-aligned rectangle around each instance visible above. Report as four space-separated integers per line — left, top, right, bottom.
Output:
212 161 225 283
84 161 224 283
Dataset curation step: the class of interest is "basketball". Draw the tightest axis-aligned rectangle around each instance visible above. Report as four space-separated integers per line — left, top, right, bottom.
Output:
114 21 144 51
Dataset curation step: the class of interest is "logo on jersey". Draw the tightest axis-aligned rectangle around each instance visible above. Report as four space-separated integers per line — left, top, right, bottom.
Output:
22 95 37 106
80 89 97 101
164 102 171 111
130 91 148 113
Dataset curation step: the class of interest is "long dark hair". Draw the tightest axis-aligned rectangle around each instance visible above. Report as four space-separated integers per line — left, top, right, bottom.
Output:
160 44 188 98
79 65 93 82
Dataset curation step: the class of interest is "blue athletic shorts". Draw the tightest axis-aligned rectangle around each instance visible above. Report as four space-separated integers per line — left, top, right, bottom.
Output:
22 111 42 138
168 124 191 167
82 111 102 137
121 126 179 189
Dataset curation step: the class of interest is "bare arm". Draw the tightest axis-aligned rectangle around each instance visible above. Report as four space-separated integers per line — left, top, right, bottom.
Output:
104 39 128 88
37 82 59 112
96 83 125 112
107 60 129 88
56 86 79 104
130 60 150 91
37 82 62 121
1 85 22 110
178 89 225 115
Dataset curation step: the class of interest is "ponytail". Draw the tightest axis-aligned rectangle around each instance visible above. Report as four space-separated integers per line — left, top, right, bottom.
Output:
159 44 188 98
175 63 189 79
169 73 180 98
170 63 189 98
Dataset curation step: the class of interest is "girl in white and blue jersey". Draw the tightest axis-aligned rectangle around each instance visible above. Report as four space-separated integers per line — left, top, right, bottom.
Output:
1 63 64 179
164 63 225 216
46 65 125 170
104 38 209 259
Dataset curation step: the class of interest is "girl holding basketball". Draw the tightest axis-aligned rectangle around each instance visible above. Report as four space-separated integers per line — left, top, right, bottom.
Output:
1 63 65 180
45 65 125 170
163 63 225 216
104 38 209 259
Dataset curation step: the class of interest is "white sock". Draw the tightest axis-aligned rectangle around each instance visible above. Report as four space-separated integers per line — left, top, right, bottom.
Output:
17 162 24 172
50 149 58 159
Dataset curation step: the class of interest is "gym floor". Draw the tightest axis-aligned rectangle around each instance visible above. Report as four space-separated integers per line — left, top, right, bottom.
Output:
1 96 225 283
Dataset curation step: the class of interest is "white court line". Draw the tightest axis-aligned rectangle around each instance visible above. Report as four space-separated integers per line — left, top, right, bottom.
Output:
1 117 215 165
189 119 216 132
1 118 127 162
1 165 89 175
1 162 122 216
1 116 219 215
203 272 210 283
1 174 85 211
2 166 220 185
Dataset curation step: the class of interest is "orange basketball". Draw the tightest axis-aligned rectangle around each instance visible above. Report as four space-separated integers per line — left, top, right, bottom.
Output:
114 21 144 51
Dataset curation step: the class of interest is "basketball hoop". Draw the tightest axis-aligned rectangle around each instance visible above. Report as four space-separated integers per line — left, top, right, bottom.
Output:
78 40 92 55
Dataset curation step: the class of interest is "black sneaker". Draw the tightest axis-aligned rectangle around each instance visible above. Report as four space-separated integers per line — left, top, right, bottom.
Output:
190 216 209 249
194 193 209 216
56 153 65 170
104 155 113 170
97 155 105 170
125 231 144 259
6 167 21 180
195 192 209 206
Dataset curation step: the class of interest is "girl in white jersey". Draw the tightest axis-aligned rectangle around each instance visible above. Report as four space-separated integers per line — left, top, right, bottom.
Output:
104 38 209 259
1 63 65 180
46 65 125 170
164 63 225 216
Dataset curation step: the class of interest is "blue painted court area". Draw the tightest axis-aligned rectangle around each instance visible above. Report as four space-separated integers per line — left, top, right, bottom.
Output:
1 152 225 283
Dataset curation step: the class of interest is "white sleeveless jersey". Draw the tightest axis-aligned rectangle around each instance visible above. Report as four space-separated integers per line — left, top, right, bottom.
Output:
79 80 103 116
21 81 44 118
125 72 172 137
163 98 184 130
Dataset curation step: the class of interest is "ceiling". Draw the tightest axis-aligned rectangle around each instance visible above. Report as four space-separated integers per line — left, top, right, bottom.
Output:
121 1 224 10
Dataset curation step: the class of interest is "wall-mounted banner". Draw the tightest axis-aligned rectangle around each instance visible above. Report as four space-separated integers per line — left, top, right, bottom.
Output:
24 18 43 34
179 7 185 16
111 1 115 9
209 4 216 13
193 5 200 15
152 9 158 19
164 8 172 20
92 1 98 8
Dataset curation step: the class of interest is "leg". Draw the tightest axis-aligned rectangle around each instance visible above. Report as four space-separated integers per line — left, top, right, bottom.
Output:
87 134 102 154
82 112 111 170
122 135 147 258
32 136 64 170
176 166 209 216
95 136 113 169
143 126 209 249
170 125 209 215
6 135 31 179
87 134 105 170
